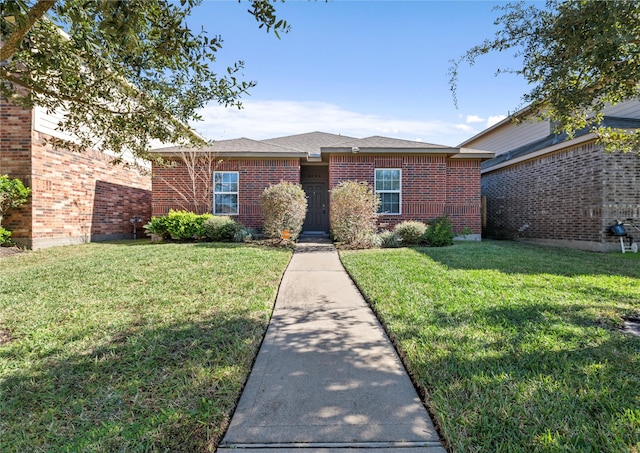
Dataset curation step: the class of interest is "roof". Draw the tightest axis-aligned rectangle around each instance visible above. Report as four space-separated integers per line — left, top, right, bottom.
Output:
481 116 640 172
262 131 355 155
151 137 306 157
150 131 494 161
326 135 452 151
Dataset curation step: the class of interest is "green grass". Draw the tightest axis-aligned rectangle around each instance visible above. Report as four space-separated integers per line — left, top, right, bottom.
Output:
340 241 640 452
0 240 291 452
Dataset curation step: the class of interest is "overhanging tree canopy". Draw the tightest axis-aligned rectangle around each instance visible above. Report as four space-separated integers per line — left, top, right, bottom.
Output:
0 0 289 163
450 0 640 153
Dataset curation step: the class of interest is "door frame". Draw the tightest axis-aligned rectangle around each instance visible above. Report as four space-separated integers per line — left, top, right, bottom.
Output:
300 165 330 233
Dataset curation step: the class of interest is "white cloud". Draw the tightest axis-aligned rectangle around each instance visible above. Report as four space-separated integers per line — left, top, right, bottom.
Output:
466 115 485 123
487 115 507 127
192 100 478 147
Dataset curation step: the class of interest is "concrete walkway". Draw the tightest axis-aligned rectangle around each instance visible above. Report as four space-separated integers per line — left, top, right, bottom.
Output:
217 239 445 452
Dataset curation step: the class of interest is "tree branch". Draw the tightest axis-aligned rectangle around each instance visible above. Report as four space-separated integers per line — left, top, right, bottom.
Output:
1 70 146 115
0 0 58 61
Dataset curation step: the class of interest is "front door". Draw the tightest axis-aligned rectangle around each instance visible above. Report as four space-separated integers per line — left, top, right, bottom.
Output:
302 182 329 232
301 166 329 233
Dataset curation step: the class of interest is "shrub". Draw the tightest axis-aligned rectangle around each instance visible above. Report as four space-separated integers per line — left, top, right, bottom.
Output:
260 182 307 241
0 176 30 244
344 232 382 249
394 220 427 245
0 227 12 246
0 175 30 227
330 180 380 247
425 215 455 247
204 216 238 242
379 230 401 248
234 226 254 243
459 226 474 237
143 216 169 238
164 210 212 240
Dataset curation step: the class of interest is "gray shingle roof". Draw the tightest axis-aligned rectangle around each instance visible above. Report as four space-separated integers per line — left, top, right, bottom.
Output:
151 137 305 156
262 131 356 154
325 135 454 151
151 131 494 160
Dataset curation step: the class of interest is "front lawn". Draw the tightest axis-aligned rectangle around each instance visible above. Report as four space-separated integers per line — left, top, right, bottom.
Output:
0 241 291 452
340 241 640 452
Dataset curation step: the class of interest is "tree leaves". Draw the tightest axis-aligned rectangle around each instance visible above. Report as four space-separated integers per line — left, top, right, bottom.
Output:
450 0 640 153
0 0 289 163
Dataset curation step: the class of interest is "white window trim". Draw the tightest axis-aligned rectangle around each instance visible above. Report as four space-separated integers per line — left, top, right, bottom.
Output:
374 168 402 215
213 171 239 215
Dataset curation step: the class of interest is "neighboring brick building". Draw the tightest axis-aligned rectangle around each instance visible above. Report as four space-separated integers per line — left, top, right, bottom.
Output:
0 99 152 249
460 99 640 252
151 132 494 237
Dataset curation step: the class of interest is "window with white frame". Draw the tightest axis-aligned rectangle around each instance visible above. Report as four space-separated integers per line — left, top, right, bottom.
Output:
375 169 401 214
213 171 239 215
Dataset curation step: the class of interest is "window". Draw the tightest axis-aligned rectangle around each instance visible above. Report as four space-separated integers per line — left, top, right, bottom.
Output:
375 169 401 214
214 171 238 215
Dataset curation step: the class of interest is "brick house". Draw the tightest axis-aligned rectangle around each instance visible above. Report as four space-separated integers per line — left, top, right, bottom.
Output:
151 131 494 237
460 99 640 252
0 99 152 249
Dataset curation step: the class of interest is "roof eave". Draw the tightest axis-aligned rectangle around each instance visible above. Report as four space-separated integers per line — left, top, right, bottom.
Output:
150 150 307 158
450 152 496 160
481 133 596 174
324 147 457 154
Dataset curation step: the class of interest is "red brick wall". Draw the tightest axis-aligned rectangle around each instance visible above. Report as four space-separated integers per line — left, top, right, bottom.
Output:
152 158 300 229
0 100 33 238
602 149 640 226
481 140 640 249
446 159 482 233
329 154 483 232
27 133 152 248
1 98 152 248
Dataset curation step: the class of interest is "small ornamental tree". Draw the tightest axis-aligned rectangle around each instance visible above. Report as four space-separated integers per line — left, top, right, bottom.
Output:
330 180 380 247
260 182 307 241
0 175 30 227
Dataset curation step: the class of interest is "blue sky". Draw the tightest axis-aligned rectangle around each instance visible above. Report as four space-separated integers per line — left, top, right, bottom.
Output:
189 0 535 146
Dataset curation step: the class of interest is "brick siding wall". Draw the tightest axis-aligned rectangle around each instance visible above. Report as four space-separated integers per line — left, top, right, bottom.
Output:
152 158 300 229
0 100 33 238
602 149 640 230
27 133 152 248
482 140 639 249
329 154 483 232
1 100 152 249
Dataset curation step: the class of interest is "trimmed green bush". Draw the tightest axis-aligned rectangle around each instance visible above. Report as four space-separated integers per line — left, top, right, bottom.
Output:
424 215 455 247
164 210 212 240
260 182 307 241
0 175 30 244
330 180 380 247
0 227 12 246
204 216 238 242
458 226 474 238
395 220 427 245
0 175 30 227
143 216 169 238
379 230 401 248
